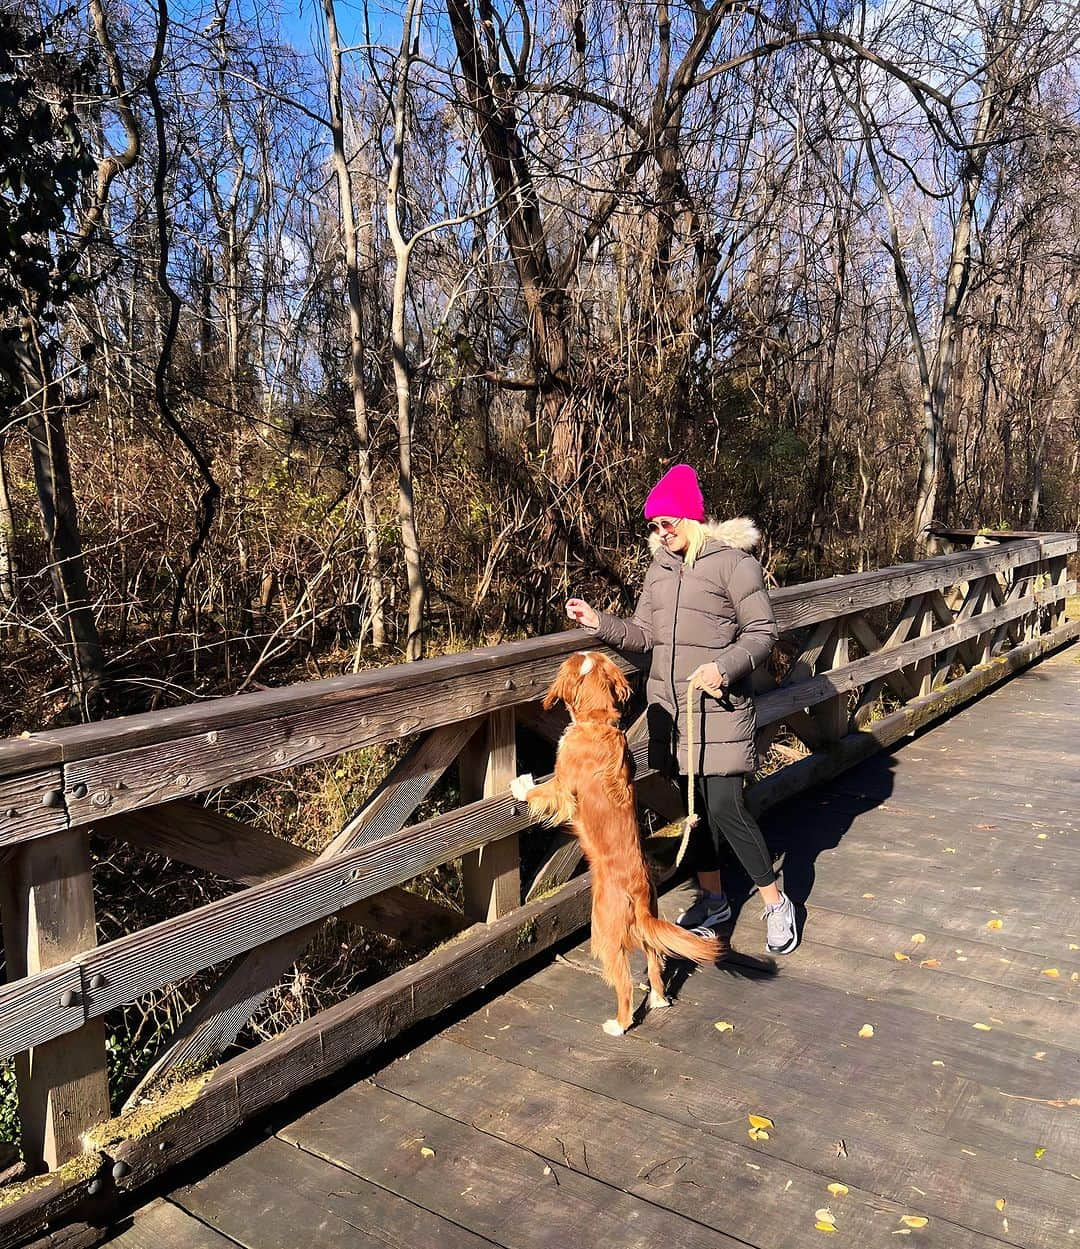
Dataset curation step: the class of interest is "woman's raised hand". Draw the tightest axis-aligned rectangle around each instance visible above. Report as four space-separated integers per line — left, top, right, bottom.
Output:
565 598 599 630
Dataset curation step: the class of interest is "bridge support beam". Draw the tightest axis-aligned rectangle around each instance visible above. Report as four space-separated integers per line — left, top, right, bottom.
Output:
0 830 110 1170
461 710 519 922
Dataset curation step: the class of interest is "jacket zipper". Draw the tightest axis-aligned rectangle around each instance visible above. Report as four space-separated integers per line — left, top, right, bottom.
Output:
670 565 684 763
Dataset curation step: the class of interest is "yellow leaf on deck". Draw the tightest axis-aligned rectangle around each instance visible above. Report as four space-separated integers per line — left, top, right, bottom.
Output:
995 1199 1006 1212
1068 943 1079 951
815 1222 838 1233
972 1022 992 1031
1034 1147 1046 1159
1037 833 1048 840
986 919 1004 930
815 1208 835 1222
943 847 956 853
1041 968 1060 978
714 1021 735 1032
910 933 926 945
894 952 910 961
931 1060 945 1067
420 1146 436 1157
862 893 875 899
748 1114 774 1130
1033 1051 1046 1060
900 1216 929 1228
858 1024 875 1038
920 959 941 969
748 1127 770 1141
827 1184 849 1197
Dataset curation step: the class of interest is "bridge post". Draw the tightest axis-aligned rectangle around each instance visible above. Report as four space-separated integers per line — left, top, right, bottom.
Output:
1047 554 1068 631
460 709 520 921
810 622 850 741
0 829 110 1170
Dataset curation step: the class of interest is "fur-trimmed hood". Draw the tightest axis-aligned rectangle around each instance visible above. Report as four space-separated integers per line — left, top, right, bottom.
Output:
648 516 761 557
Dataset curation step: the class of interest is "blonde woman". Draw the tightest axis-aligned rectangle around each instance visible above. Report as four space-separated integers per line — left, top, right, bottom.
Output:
567 464 798 954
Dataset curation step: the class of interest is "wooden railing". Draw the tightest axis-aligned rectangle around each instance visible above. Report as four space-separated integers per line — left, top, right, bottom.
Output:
0 530 1076 1244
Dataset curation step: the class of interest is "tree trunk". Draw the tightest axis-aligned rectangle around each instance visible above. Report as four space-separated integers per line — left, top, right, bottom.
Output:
18 347 105 710
322 0 386 648
386 0 427 661
444 0 577 485
0 431 17 609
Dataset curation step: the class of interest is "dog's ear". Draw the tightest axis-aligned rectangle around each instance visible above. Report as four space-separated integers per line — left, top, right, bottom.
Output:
542 655 580 711
596 653 632 705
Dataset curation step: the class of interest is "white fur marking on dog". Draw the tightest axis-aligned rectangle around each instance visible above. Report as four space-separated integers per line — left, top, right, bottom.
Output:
578 654 594 674
509 773 535 801
602 1019 626 1036
648 990 671 1010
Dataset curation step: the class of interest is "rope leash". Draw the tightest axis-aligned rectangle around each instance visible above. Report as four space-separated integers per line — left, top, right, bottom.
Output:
659 677 700 882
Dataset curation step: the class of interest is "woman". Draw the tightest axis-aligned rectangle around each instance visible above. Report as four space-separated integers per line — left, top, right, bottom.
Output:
566 463 798 955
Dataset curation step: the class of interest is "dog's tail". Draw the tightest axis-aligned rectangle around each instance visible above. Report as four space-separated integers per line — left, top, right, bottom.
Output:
636 908 726 965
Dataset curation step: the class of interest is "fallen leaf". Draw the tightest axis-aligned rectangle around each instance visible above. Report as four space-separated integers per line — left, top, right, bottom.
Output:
894 952 911 961
1041 968 1060 978
972 1022 992 1031
900 1216 929 1228
543 1165 552 1175
748 1128 770 1141
834 1140 848 1158
1069 943 1079 951
995 1199 1006 1212
931 1060 945 1067
1037 833 1048 840
815 1208 835 1222
748 1114 775 1130
910 933 927 945
920 959 941 968
943 847 956 853
827 1183 849 1196
955 955 968 962
975 823 996 830
858 1024 875 1038
986 919 1004 930
1034 1146 1046 1159
1033 1051 1047 1060
714 1021 735 1032
862 892 876 899
420 1146 436 1157
815 1223 838 1233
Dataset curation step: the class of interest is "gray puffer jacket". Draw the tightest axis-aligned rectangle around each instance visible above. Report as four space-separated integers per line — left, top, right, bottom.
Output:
590 518 777 776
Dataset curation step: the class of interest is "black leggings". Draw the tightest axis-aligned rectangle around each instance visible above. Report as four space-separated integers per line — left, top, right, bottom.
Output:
683 774 777 888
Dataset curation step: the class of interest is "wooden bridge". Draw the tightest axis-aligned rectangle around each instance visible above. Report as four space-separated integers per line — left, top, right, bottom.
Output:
0 530 1076 1249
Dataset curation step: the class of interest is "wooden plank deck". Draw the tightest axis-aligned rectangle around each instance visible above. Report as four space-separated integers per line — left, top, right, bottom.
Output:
105 646 1078 1249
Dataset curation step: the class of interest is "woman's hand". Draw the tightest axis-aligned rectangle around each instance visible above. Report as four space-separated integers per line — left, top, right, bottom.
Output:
689 662 726 696
566 598 599 629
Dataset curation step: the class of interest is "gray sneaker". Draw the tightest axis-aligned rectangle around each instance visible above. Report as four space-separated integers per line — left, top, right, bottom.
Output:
677 890 732 929
763 893 798 954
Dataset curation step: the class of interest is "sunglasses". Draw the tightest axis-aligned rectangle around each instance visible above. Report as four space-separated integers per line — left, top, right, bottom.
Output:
647 518 682 535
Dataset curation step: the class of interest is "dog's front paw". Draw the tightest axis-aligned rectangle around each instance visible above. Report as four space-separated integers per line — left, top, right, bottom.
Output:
509 773 535 802
602 1019 626 1036
648 990 671 1010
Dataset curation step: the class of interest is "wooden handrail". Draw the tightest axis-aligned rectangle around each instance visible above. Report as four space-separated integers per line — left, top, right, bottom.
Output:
0 533 1073 849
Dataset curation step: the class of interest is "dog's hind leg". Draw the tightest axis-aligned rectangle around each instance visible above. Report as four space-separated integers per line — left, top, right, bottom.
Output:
646 949 670 1010
602 951 635 1036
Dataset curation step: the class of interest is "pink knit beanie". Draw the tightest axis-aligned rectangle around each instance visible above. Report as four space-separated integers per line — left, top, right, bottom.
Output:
643 464 706 521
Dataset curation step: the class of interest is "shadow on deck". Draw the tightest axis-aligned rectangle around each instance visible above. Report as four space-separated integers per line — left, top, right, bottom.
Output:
100 647 1079 1249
